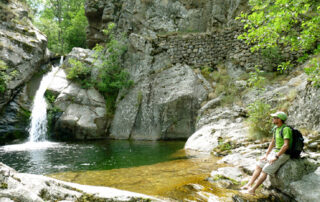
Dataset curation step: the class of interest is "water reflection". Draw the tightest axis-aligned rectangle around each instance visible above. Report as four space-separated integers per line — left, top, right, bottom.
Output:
0 140 185 174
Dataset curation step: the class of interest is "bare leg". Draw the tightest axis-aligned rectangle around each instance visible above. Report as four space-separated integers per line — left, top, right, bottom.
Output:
248 171 268 194
241 166 262 189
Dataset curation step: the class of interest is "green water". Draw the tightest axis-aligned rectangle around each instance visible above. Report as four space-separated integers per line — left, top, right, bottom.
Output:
0 140 185 174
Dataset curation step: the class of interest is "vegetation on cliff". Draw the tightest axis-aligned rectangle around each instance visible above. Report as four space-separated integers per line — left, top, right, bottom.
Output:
26 0 88 54
66 23 133 117
238 0 320 138
238 0 320 72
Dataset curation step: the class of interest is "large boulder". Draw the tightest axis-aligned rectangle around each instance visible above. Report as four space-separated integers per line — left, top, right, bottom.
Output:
265 158 318 196
0 0 49 110
47 48 107 140
0 163 160 202
290 167 320 202
110 63 210 140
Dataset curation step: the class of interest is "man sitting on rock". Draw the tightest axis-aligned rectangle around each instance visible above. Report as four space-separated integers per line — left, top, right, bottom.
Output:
241 111 292 195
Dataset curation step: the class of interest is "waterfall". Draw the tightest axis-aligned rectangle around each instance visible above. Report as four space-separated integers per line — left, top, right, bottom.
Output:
28 57 63 142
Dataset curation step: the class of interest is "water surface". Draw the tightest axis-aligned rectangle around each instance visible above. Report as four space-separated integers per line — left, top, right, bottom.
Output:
0 140 185 174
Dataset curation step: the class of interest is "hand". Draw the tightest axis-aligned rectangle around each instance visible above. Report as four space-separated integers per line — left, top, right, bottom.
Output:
260 154 268 161
268 157 277 164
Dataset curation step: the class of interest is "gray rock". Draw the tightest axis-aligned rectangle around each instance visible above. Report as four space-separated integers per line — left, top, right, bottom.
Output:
0 1 48 111
290 167 320 202
210 167 244 182
46 49 107 140
0 163 161 202
85 0 247 47
111 64 210 140
265 158 317 196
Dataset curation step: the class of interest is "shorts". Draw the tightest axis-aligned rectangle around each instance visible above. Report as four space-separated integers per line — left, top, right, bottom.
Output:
257 150 290 175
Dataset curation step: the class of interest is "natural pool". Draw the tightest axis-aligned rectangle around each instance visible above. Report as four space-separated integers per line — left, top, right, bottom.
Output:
0 140 241 201
0 140 186 174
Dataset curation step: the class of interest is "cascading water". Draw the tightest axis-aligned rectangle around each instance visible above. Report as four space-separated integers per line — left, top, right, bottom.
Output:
28 57 63 142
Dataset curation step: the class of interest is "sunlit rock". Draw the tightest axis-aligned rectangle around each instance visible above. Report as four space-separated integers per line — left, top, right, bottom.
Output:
0 163 160 202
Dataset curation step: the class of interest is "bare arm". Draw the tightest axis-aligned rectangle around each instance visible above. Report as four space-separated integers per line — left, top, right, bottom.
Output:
276 139 290 157
266 136 275 156
261 137 275 160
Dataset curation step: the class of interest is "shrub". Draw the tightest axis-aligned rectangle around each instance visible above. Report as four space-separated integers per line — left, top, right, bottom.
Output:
246 100 273 140
248 66 267 90
0 60 8 93
304 56 320 88
66 58 93 88
93 23 133 116
238 0 320 72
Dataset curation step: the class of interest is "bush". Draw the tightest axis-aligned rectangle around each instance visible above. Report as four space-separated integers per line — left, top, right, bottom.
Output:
0 60 8 93
93 23 133 116
246 100 273 140
304 56 320 87
66 58 93 88
248 66 267 90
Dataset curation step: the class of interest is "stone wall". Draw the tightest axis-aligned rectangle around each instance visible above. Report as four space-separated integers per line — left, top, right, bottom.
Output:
153 27 261 70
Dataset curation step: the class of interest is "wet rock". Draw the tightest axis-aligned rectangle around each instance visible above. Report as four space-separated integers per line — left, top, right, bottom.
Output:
210 167 243 182
0 163 160 202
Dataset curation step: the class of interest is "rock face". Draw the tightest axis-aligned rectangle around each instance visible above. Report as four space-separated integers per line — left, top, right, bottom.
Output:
290 167 320 202
0 0 48 110
0 0 49 143
110 63 210 140
85 0 248 48
0 163 160 202
47 48 107 140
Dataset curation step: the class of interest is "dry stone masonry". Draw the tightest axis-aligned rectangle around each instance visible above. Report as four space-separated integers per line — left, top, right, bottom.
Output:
154 27 263 70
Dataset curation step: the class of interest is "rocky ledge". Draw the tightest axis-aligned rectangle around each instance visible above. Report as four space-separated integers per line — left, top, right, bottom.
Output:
184 68 320 201
0 163 161 202
0 0 49 110
46 48 107 140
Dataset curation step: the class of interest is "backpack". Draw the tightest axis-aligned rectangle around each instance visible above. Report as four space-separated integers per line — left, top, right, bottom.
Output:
275 126 304 158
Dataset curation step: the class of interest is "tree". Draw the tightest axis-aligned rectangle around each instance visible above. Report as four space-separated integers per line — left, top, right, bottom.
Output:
238 0 320 68
28 0 88 54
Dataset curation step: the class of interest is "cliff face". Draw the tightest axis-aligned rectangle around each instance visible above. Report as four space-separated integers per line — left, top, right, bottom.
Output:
84 0 257 140
85 0 248 48
0 0 48 109
0 0 48 143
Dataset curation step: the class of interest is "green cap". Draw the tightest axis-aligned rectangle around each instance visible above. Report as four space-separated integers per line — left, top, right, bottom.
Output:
271 111 287 121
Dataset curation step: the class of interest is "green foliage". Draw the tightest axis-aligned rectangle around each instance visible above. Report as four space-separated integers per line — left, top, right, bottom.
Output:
28 0 88 54
66 58 92 88
248 66 267 90
212 174 240 185
44 91 58 104
246 100 273 139
200 66 213 81
0 183 8 189
64 23 133 117
209 66 242 105
261 47 283 65
304 56 320 87
0 59 8 93
238 0 320 70
93 23 133 116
